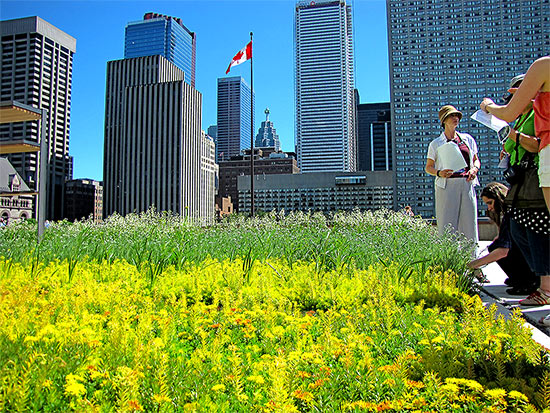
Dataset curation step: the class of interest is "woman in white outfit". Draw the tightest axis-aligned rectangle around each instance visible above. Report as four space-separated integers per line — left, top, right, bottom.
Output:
425 105 481 242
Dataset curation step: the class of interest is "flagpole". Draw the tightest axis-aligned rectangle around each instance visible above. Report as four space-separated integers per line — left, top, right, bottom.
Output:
250 31 255 217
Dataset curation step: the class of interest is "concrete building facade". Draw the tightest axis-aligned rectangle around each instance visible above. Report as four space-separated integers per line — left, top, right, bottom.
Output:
218 148 300 213
295 0 356 172
0 157 33 223
103 55 203 220
0 16 76 220
200 131 218 224
238 171 394 214
387 0 549 216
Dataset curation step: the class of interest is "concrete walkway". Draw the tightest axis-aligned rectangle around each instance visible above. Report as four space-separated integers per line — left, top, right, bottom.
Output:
477 241 550 349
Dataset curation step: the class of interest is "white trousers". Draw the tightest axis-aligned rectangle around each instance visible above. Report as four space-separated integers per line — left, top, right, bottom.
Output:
435 178 478 242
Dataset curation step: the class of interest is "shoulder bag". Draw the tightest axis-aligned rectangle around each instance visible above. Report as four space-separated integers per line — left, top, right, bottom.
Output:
504 135 545 208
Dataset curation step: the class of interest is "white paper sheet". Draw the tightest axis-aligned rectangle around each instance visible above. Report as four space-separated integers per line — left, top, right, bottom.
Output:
470 110 509 132
437 142 468 172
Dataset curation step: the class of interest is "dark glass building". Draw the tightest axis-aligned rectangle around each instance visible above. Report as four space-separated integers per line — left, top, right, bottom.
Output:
125 12 196 87
217 76 253 161
356 102 392 171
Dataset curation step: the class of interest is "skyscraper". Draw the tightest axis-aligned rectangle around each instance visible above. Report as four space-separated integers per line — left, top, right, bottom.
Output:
200 131 218 224
103 55 202 219
216 76 253 161
125 12 196 87
255 108 281 151
356 102 392 172
0 16 76 220
295 0 356 172
387 0 549 216
207 125 218 162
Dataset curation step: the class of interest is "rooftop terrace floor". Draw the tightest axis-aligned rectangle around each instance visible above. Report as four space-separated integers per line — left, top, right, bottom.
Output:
477 241 550 349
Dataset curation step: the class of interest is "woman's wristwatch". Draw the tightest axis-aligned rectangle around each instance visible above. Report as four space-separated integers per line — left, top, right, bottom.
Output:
436 170 440 177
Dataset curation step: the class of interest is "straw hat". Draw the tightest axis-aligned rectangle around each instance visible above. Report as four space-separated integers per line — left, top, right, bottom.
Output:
503 74 525 103
438 105 463 126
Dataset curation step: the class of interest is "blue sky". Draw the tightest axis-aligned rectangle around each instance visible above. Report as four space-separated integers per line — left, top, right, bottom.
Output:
1 0 389 181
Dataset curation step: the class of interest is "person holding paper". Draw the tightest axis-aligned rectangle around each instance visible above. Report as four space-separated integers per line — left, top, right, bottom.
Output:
480 56 550 212
425 105 480 242
482 73 550 308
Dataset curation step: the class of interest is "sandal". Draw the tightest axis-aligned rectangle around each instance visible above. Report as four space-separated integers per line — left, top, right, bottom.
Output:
519 288 550 306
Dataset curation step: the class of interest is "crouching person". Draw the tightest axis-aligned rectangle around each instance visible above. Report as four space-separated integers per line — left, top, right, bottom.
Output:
468 182 537 295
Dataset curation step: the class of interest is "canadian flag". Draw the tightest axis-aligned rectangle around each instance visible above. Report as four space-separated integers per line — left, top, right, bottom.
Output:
226 41 252 74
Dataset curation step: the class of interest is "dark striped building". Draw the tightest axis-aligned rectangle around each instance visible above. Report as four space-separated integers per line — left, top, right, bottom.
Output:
103 55 203 219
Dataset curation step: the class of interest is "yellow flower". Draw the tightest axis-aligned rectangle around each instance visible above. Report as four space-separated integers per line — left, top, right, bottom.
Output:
184 402 199 411
90 369 104 380
431 335 444 344
64 375 86 398
383 378 396 387
151 337 164 348
43 379 53 389
301 352 315 361
246 375 265 385
446 378 484 392
152 394 171 403
441 383 459 394
211 384 226 392
484 388 506 399
508 390 528 402
24 335 40 343
65 381 86 397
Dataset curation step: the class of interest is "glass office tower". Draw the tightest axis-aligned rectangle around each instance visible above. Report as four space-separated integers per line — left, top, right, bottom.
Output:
295 0 356 172
125 12 196 87
387 0 549 216
216 76 254 161
356 102 392 172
